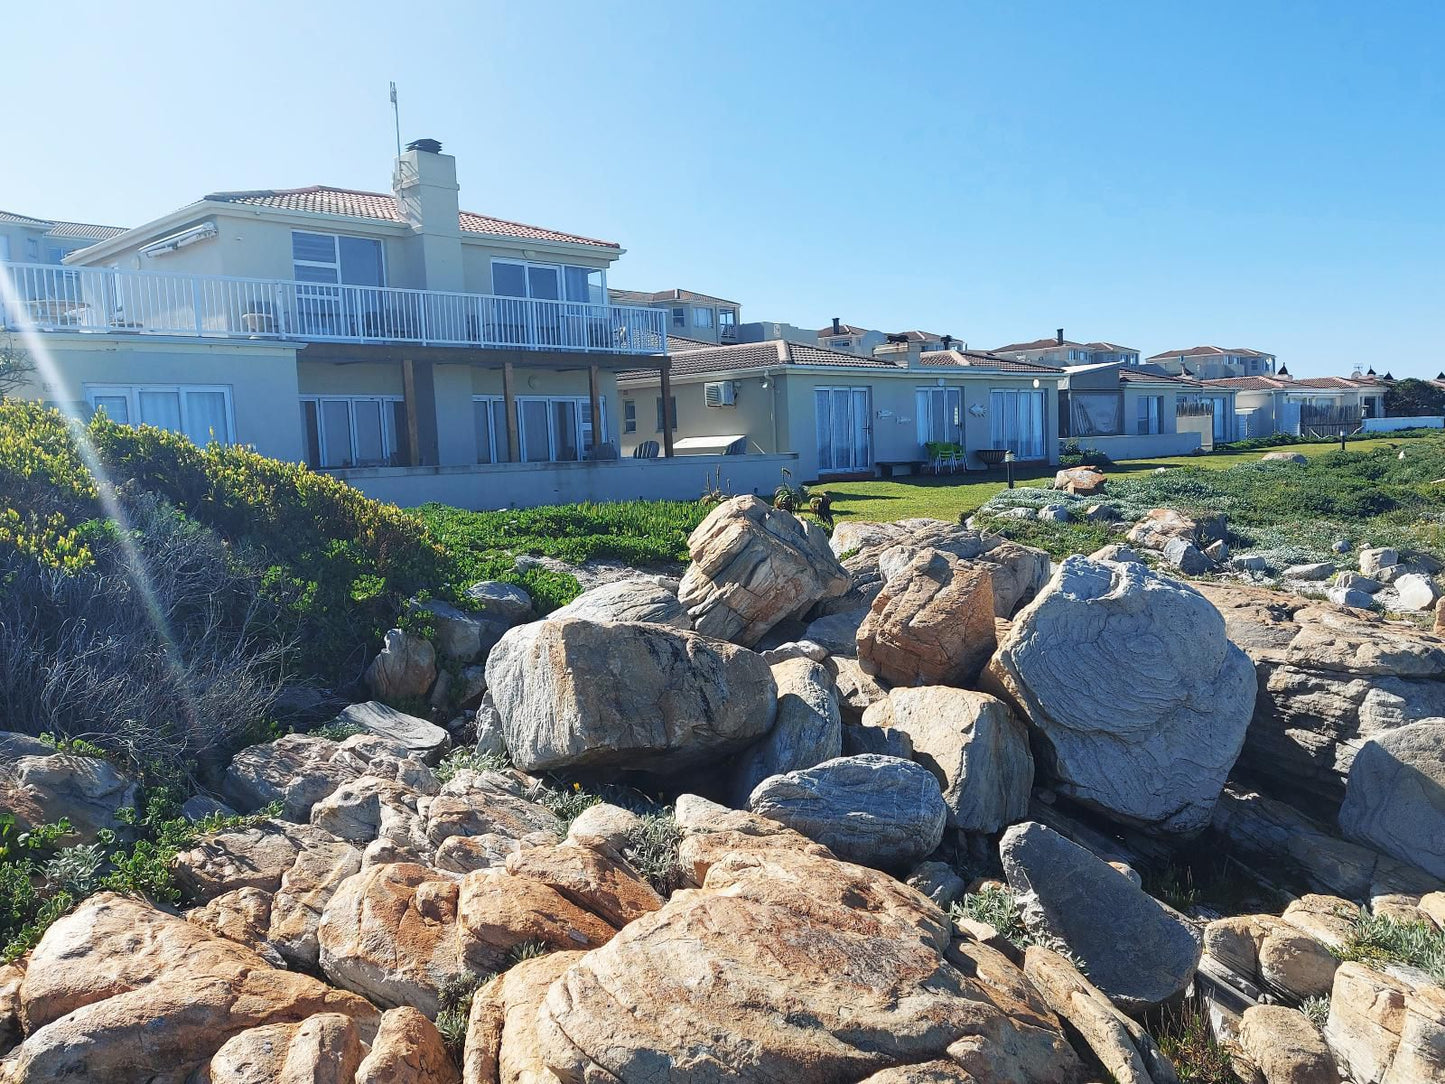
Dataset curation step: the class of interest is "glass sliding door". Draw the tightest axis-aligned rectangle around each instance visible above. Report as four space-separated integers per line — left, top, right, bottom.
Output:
519 399 552 462
916 387 962 445
988 390 1046 459
815 387 872 472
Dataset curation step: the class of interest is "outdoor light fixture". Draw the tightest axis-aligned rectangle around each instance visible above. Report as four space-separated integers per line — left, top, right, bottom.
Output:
1033 378 1041 389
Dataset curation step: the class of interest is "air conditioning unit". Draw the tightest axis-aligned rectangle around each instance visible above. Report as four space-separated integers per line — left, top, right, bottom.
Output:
704 381 736 407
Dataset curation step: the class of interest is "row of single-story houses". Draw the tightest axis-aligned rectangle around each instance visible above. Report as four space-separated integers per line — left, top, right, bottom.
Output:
0 141 1419 508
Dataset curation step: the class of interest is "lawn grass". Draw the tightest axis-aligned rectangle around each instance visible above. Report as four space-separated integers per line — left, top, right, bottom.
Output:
812 435 1437 524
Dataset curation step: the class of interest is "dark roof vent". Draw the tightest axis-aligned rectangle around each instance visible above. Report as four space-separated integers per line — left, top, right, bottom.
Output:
886 332 909 344
1277 364 1290 375
831 317 841 335
1056 328 1065 345
406 138 443 154
942 334 954 349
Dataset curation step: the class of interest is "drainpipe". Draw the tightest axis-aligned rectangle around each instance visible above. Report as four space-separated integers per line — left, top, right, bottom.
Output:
767 368 779 454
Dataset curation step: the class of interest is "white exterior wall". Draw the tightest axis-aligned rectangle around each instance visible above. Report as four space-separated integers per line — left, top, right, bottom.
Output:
9 333 305 460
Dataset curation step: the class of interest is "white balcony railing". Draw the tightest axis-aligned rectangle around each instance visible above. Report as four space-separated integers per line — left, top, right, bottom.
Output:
0 262 668 356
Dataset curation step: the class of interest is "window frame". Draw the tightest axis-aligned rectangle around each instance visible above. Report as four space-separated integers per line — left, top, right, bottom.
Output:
692 306 715 330
491 257 606 303
915 386 963 446
298 394 405 469
85 383 236 445
291 230 387 287
513 394 607 462
623 400 637 434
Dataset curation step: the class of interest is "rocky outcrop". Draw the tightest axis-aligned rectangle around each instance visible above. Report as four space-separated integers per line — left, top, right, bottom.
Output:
862 687 1032 833
330 701 450 764
1324 961 1445 1084
1239 1005 1340 1084
205 1011 367 1083
1001 822 1202 1013
485 617 776 774
221 733 361 822
1338 718 1445 879
0 753 139 845
824 518 1050 619
365 628 436 701
1023 946 1179 1084
0 894 378 1083
464 950 583 1084
354 1006 459 1084
1198 582 1445 806
1204 913 1338 1001
529 804 1082 1082
748 754 947 871
857 548 997 688
985 557 1256 834
729 658 842 806
546 577 689 627
186 886 285 968
678 495 850 646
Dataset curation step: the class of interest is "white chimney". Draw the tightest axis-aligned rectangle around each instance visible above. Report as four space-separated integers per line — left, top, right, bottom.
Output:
392 138 463 292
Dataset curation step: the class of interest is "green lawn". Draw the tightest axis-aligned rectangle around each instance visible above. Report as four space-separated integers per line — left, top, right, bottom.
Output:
813 435 1436 523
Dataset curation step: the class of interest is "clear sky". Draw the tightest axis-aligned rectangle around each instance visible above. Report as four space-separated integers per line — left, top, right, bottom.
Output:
5 2 1441 376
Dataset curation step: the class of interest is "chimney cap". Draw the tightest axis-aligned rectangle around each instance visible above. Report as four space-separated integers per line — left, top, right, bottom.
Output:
406 138 444 154
831 317 841 334
1056 328 1065 345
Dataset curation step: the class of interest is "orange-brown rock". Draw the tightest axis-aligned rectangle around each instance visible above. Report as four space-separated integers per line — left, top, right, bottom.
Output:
857 548 996 687
502 841 663 928
355 1006 459 1084
1 894 378 1083
463 951 584 1084
204 1011 366 1084
187 886 284 967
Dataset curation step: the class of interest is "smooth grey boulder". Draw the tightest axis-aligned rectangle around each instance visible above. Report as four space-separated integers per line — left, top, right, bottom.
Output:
332 701 450 764
1000 822 1202 1013
748 754 947 871
416 598 489 662
1230 554 1269 572
465 580 536 623
679 495 851 647
363 628 436 701
0 732 55 760
1089 544 1142 565
1334 571 1381 593
906 861 967 909
1358 547 1398 577
222 734 358 821
1392 572 1439 612
486 618 777 774
1338 719 1445 879
841 721 913 760
862 687 1032 833
1327 584 1376 609
729 658 842 807
1162 537 1210 575
802 608 869 657
984 556 1256 835
547 578 689 628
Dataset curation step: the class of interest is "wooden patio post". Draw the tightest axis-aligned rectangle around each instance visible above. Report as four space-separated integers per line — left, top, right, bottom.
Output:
502 361 520 463
401 358 421 467
659 359 675 457
588 363 604 456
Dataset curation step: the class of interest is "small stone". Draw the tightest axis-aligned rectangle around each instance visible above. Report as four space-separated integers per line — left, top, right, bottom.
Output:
1231 554 1270 572
1162 537 1211 575
1327 584 1377 610
1358 547 1399 577
1036 505 1071 523
1283 562 1335 581
1206 539 1230 562
1392 572 1439 611
906 861 967 909
1332 539 1351 554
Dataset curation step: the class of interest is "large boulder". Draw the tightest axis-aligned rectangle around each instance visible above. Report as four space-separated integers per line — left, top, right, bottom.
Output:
0 894 378 1083
1197 582 1445 807
547 578 689 628
1000 822 1202 1013
1324 962 1445 1084
748 754 947 871
862 687 1032 833
355 1006 459 1084
1053 466 1107 496
485 617 776 774
729 658 842 806
0 754 139 845
365 628 436 701
464 950 584 1084
528 805 1082 1082
679 495 851 646
825 518 1050 619
984 557 1255 834
1239 1006 1340 1084
221 734 359 822
1127 507 1226 551
1338 719 1445 879
857 548 997 687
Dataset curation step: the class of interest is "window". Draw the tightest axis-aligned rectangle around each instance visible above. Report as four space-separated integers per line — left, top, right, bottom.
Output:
989 390 1046 459
656 395 676 432
298 395 405 468
563 266 604 305
473 396 509 463
623 400 637 434
291 231 384 286
670 307 686 329
1069 392 1122 436
85 384 235 445
1137 395 1164 435
692 307 714 329
830 338 852 351
515 396 606 462
915 387 962 445
25 238 40 261
1068 349 1088 362
718 308 737 329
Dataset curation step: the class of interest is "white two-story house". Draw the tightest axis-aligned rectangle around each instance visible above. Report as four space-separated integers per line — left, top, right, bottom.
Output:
2 141 792 508
608 288 739 345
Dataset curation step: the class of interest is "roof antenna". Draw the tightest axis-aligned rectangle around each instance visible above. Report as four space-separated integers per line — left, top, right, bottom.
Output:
389 81 401 159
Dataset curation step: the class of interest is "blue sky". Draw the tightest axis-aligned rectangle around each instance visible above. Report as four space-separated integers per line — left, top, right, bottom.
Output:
5 2 1441 375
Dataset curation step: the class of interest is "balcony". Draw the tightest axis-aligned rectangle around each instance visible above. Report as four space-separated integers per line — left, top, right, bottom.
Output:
0 262 668 356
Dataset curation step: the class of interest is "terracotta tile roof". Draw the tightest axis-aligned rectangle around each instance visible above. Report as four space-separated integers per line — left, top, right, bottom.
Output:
920 349 1063 373
619 339 894 380
1118 367 1195 385
203 185 619 248
1291 376 1379 389
1201 374 1378 392
993 337 1079 352
666 334 715 353
0 209 127 242
1146 345 1273 361
816 323 872 337
1199 376 1286 391
609 287 739 306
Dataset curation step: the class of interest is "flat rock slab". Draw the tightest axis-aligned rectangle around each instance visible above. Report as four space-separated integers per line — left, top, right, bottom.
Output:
333 701 450 764
1001 821 1202 1013
546 578 689 628
748 754 947 871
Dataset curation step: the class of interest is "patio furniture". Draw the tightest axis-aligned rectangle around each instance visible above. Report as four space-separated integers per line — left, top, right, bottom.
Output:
632 440 660 459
